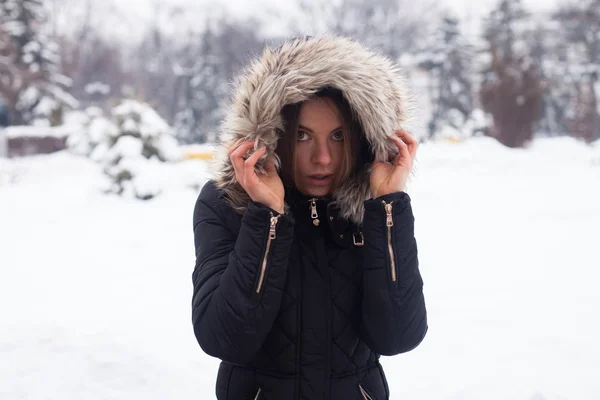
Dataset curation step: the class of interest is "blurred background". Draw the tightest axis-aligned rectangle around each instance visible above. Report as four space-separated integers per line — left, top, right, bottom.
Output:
1 0 599 399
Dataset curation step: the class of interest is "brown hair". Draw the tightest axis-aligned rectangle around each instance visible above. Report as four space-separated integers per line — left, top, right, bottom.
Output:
275 87 366 193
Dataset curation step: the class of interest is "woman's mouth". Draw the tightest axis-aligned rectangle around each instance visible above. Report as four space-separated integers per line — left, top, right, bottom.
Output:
308 174 333 186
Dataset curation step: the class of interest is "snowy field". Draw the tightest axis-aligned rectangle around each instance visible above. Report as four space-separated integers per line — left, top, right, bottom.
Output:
1 137 599 400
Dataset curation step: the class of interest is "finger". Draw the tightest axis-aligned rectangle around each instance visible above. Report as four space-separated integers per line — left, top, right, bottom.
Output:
228 138 247 155
230 141 254 178
395 130 418 158
401 130 419 158
230 140 254 164
244 146 266 171
389 135 410 165
243 147 266 184
230 141 254 159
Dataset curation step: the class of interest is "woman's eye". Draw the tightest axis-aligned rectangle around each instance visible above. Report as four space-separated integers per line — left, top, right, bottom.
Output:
332 131 344 141
297 131 309 141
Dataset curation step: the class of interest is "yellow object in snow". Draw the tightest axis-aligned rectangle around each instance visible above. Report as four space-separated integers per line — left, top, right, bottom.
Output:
183 151 215 160
443 137 463 143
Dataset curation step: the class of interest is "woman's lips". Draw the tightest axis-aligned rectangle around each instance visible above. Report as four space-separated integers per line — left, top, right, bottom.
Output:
308 174 333 186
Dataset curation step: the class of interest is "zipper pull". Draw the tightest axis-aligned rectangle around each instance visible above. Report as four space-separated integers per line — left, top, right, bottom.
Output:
383 201 394 226
309 199 320 226
269 213 279 239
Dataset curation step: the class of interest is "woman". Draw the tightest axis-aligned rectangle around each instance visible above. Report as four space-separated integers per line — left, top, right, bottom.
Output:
192 36 427 399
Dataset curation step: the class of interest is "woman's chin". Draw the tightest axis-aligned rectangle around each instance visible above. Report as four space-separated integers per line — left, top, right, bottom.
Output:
301 185 331 198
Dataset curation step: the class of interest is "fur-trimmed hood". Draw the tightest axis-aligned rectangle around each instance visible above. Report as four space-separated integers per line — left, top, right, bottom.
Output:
213 35 412 225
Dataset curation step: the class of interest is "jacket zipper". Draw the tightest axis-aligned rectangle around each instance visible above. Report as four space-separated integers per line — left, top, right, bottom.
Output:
254 387 262 400
382 200 396 282
256 213 280 294
359 383 375 400
309 198 320 226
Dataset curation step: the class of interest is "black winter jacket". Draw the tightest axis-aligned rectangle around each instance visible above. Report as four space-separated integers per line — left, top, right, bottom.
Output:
191 35 427 400
192 181 427 399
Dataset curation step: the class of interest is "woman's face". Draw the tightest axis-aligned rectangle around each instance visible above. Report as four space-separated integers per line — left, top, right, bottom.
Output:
294 97 346 197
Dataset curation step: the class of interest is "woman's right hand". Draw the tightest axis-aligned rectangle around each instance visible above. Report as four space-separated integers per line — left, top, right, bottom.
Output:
229 141 285 214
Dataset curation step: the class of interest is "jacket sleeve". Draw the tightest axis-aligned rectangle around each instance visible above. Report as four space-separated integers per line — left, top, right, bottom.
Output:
191 181 295 364
360 191 428 356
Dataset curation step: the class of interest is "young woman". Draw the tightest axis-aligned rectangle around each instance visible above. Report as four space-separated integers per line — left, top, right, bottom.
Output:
192 36 427 399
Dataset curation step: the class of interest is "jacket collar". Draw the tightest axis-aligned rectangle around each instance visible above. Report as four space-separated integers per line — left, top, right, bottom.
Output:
286 186 363 248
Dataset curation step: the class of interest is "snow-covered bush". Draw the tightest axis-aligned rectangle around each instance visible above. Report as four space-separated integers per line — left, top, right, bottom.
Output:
100 100 180 199
66 100 181 200
66 107 117 157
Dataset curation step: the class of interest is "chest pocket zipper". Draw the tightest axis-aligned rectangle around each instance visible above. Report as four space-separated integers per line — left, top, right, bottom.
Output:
254 387 262 400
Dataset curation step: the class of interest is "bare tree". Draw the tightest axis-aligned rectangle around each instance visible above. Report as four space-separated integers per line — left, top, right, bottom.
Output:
480 0 543 148
292 0 435 57
129 1 176 119
480 49 543 147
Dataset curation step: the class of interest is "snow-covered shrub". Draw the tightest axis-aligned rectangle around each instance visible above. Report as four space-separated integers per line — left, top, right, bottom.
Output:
66 100 182 200
66 107 117 157
100 100 180 200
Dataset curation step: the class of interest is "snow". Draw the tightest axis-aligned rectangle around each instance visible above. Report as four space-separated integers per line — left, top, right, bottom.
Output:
108 136 144 159
32 96 57 117
112 100 175 141
3 124 74 139
2 20 25 36
66 108 118 157
84 82 111 96
1 136 600 399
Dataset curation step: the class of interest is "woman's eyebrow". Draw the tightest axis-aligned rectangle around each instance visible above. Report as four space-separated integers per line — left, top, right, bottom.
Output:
298 124 343 134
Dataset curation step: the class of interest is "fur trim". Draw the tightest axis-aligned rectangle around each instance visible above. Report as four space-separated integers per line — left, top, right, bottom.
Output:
213 35 412 225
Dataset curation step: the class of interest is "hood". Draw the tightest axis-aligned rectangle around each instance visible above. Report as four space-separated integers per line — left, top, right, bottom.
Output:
213 35 412 225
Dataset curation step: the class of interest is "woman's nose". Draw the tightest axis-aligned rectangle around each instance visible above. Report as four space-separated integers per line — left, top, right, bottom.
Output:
312 141 332 166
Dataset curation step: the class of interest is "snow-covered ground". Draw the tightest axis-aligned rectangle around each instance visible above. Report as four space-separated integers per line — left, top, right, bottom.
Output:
1 137 599 399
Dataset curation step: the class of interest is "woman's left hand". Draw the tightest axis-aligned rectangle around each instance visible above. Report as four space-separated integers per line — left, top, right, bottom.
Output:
370 129 418 198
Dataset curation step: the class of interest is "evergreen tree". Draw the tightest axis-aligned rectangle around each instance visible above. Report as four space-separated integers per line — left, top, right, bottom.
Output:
416 15 475 140
0 0 77 125
173 21 262 144
173 30 227 144
527 20 571 136
0 21 18 119
554 0 600 142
